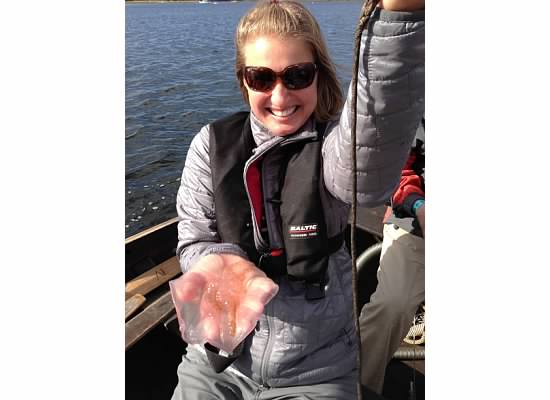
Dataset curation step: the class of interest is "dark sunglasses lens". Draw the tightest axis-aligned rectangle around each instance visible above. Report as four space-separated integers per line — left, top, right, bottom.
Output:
283 63 316 90
245 68 276 92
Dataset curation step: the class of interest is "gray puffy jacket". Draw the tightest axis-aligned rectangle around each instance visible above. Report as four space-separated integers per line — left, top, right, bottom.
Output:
175 8 424 388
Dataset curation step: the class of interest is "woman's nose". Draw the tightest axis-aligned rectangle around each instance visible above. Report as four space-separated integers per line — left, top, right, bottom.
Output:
270 80 289 103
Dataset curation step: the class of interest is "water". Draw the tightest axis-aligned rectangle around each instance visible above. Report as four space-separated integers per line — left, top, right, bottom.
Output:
125 0 363 238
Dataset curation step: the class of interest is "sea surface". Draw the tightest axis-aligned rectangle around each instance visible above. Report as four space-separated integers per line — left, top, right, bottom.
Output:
125 0 363 238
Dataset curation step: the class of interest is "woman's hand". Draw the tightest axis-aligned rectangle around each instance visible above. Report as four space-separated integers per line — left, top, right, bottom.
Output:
169 253 279 353
378 0 425 11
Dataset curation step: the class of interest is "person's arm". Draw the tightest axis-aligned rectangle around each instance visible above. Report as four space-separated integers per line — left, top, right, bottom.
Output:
415 201 425 236
173 125 278 357
175 125 248 273
323 2 425 207
391 147 425 235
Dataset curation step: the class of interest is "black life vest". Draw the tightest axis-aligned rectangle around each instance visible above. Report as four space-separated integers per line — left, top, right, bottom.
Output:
209 112 342 299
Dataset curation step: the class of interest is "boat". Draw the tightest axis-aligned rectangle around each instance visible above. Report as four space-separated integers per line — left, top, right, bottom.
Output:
125 206 425 399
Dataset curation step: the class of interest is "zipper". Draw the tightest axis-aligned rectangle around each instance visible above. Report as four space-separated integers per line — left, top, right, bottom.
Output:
254 384 268 399
243 137 284 251
259 298 274 386
242 129 317 387
279 130 317 147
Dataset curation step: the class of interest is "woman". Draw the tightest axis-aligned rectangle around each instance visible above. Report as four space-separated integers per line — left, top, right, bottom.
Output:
170 1 425 398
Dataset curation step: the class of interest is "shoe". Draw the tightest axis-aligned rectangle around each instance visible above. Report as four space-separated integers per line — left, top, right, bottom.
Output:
403 303 425 345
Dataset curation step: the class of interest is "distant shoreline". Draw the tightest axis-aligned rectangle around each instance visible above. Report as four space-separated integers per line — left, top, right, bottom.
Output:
125 0 357 3
126 0 203 3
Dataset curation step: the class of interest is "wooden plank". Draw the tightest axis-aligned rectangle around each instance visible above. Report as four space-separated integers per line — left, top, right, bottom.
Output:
125 256 181 300
125 291 176 351
125 217 179 245
125 218 178 282
125 294 146 320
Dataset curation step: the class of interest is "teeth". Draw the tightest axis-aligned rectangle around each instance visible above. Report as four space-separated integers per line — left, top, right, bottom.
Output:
270 106 297 117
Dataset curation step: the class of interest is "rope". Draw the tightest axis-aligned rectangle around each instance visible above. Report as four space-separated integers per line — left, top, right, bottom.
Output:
350 1 379 398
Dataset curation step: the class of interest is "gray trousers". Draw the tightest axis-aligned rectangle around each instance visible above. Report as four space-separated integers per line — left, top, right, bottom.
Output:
359 224 425 394
171 346 359 400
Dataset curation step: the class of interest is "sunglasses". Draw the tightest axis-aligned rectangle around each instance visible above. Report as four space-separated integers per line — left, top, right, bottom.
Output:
243 62 317 92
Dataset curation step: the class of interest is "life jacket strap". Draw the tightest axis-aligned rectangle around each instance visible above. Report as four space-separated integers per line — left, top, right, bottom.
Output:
204 342 244 374
258 248 286 279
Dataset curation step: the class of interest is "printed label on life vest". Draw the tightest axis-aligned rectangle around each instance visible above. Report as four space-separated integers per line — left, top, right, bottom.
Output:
288 223 318 239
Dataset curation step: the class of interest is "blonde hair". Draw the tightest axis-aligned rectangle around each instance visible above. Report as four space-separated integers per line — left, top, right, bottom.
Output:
235 0 343 122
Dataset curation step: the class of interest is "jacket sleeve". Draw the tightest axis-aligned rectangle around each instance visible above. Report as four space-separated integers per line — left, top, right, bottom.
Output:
391 150 424 218
391 120 425 218
323 8 425 207
175 125 248 273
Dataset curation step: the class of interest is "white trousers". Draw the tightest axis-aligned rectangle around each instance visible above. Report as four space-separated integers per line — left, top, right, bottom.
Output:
359 224 425 394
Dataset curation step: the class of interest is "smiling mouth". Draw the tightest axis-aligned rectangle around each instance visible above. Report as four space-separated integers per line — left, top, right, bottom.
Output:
268 106 298 118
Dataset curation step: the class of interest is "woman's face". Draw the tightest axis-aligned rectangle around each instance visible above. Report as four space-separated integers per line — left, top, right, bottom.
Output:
243 35 317 137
